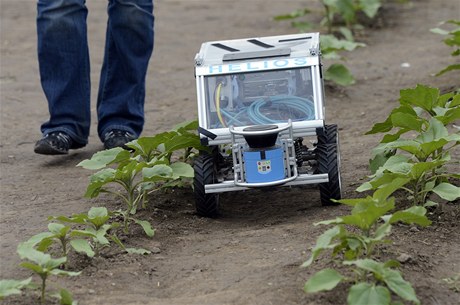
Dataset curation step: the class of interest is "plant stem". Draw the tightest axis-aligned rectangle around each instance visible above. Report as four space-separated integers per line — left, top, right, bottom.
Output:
40 275 46 304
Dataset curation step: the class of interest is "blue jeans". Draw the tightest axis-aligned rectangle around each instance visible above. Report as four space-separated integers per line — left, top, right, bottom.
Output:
37 0 154 146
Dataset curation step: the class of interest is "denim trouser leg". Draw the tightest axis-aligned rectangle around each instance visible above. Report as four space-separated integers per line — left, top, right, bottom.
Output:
97 0 154 140
37 0 90 146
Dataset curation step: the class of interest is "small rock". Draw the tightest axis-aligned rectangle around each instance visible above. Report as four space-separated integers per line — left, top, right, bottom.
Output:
88 289 95 294
397 253 412 263
151 247 161 254
409 226 419 232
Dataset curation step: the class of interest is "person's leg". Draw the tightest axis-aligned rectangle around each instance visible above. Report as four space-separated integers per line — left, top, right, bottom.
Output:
97 0 154 146
36 0 91 150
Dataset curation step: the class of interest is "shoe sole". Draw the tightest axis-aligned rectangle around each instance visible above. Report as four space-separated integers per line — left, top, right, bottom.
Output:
34 142 68 155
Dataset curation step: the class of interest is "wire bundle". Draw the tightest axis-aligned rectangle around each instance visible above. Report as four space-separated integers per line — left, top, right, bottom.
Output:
215 91 315 127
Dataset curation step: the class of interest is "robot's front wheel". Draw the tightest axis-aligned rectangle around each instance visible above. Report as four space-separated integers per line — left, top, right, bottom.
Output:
193 154 220 217
316 143 342 206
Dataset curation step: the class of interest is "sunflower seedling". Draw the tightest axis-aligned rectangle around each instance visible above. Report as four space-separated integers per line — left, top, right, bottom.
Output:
17 241 80 304
52 207 150 257
303 186 430 305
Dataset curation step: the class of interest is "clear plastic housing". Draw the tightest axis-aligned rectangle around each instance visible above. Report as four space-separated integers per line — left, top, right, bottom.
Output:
204 67 316 129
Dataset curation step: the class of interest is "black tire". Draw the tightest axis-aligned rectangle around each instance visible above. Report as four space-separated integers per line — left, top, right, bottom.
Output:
317 124 338 146
194 154 220 217
316 143 342 206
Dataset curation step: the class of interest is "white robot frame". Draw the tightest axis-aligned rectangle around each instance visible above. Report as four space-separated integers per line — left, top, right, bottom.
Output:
193 33 342 217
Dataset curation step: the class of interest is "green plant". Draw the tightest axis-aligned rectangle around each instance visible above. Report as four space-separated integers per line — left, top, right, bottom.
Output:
362 85 460 205
17 241 80 304
320 34 365 86
302 187 430 304
275 0 382 35
51 207 151 256
431 20 460 76
78 122 199 234
274 1 371 87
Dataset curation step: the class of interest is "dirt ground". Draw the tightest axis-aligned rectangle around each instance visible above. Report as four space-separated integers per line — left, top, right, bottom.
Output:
1 0 459 304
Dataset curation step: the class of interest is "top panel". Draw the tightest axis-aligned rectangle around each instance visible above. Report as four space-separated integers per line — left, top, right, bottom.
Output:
195 33 320 69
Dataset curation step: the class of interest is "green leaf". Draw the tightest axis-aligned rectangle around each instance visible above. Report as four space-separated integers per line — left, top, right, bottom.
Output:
341 198 395 230
302 226 342 267
170 162 194 179
437 107 460 125
383 269 420 304
133 219 155 237
84 168 116 198
347 283 391 305
374 222 392 240
324 63 355 86
335 0 355 23
424 200 439 207
0 278 32 299
369 154 390 174
59 288 77 305
77 148 128 170
304 269 344 293
378 155 411 173
449 94 460 107
321 35 365 53
390 112 423 132
436 64 460 76
344 259 386 275
432 183 460 201
366 104 418 135
373 177 411 200
373 139 421 157
19 262 44 275
382 129 411 144
366 116 393 135
274 8 310 20
94 226 111 245
70 230 96 239
359 0 381 18
48 223 70 236
44 256 67 270
399 84 439 114
430 27 449 35
23 232 54 247
417 118 449 143
142 164 173 181
410 161 444 181
17 241 50 263
70 239 95 258
87 207 110 228
127 133 170 161
389 206 431 226
163 134 202 156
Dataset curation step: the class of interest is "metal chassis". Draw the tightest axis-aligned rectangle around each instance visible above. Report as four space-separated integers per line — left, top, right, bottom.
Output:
204 121 329 194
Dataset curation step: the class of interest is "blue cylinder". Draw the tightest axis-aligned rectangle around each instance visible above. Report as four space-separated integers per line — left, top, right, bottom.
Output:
243 147 285 183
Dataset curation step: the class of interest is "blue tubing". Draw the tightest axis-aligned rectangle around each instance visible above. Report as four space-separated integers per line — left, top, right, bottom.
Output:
247 96 315 125
214 95 315 127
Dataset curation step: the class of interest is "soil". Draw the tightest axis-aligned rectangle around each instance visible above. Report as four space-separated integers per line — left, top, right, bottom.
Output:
1 0 459 304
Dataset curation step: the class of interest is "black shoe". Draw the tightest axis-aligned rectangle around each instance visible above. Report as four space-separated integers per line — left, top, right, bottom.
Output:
34 131 74 155
103 129 136 150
